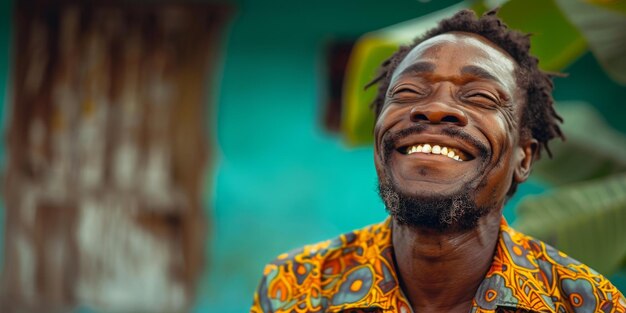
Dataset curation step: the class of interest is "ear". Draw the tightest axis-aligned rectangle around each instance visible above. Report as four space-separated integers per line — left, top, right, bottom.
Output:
513 138 538 183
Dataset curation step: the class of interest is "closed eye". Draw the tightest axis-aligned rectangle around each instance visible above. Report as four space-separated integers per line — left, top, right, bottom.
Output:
463 91 499 106
390 85 428 98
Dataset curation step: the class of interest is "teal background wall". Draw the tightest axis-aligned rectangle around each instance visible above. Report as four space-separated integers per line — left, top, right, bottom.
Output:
0 1 625 312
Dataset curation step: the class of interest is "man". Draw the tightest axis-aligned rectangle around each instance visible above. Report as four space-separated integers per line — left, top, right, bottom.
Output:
251 9 626 313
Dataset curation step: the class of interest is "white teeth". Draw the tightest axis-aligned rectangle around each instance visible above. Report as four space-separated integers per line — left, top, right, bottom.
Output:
405 143 464 161
432 145 441 154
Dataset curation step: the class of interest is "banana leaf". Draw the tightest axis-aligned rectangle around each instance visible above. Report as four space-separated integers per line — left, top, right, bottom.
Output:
532 102 626 186
514 171 626 275
555 0 626 85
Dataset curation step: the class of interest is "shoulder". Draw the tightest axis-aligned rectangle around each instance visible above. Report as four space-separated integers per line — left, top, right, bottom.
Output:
262 219 391 277
503 226 626 312
251 220 393 313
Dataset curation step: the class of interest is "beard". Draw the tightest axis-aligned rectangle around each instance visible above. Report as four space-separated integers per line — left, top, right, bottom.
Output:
378 176 489 232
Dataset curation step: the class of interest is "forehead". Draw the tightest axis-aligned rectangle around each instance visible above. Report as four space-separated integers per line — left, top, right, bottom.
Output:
392 32 518 91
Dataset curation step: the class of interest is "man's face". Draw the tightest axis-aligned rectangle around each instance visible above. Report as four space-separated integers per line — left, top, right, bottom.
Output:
374 32 535 230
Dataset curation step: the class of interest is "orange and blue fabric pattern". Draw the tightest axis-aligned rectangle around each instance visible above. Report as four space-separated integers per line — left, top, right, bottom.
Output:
251 218 626 313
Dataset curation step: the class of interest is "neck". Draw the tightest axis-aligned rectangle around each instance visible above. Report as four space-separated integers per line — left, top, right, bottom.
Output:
391 209 502 313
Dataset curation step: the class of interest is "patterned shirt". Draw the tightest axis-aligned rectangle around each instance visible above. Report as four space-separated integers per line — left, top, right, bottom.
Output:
251 218 626 313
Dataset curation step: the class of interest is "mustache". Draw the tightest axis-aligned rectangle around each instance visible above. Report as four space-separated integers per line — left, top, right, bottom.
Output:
381 125 489 162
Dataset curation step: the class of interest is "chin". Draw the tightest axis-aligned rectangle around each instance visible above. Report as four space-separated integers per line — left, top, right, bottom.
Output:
377 175 489 232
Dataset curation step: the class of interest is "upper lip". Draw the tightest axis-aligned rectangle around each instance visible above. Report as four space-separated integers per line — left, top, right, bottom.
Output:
394 133 480 160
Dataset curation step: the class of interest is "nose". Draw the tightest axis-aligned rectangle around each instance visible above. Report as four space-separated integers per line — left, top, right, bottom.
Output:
409 102 468 126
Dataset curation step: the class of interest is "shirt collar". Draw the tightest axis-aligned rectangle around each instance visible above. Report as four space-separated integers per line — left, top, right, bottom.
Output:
327 217 556 313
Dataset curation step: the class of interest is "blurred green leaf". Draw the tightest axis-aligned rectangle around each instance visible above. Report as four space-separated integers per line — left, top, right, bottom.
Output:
532 102 626 185
514 171 626 275
556 0 626 85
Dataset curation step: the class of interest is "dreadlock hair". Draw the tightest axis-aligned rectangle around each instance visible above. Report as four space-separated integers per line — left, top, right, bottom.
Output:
368 9 565 161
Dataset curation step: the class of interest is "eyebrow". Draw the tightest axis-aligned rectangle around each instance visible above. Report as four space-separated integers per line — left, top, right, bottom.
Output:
460 65 501 84
397 62 435 77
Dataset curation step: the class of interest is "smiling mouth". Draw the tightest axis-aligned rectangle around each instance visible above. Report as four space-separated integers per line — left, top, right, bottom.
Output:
398 143 473 162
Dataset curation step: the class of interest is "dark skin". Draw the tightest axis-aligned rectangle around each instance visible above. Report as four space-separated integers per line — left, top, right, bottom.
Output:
373 32 538 312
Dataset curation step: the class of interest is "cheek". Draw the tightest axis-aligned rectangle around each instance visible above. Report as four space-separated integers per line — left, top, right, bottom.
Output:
373 110 392 165
373 121 385 163
374 107 392 138
501 104 521 134
486 110 518 158
474 115 518 205
495 119 514 156
373 105 408 149
489 116 517 170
